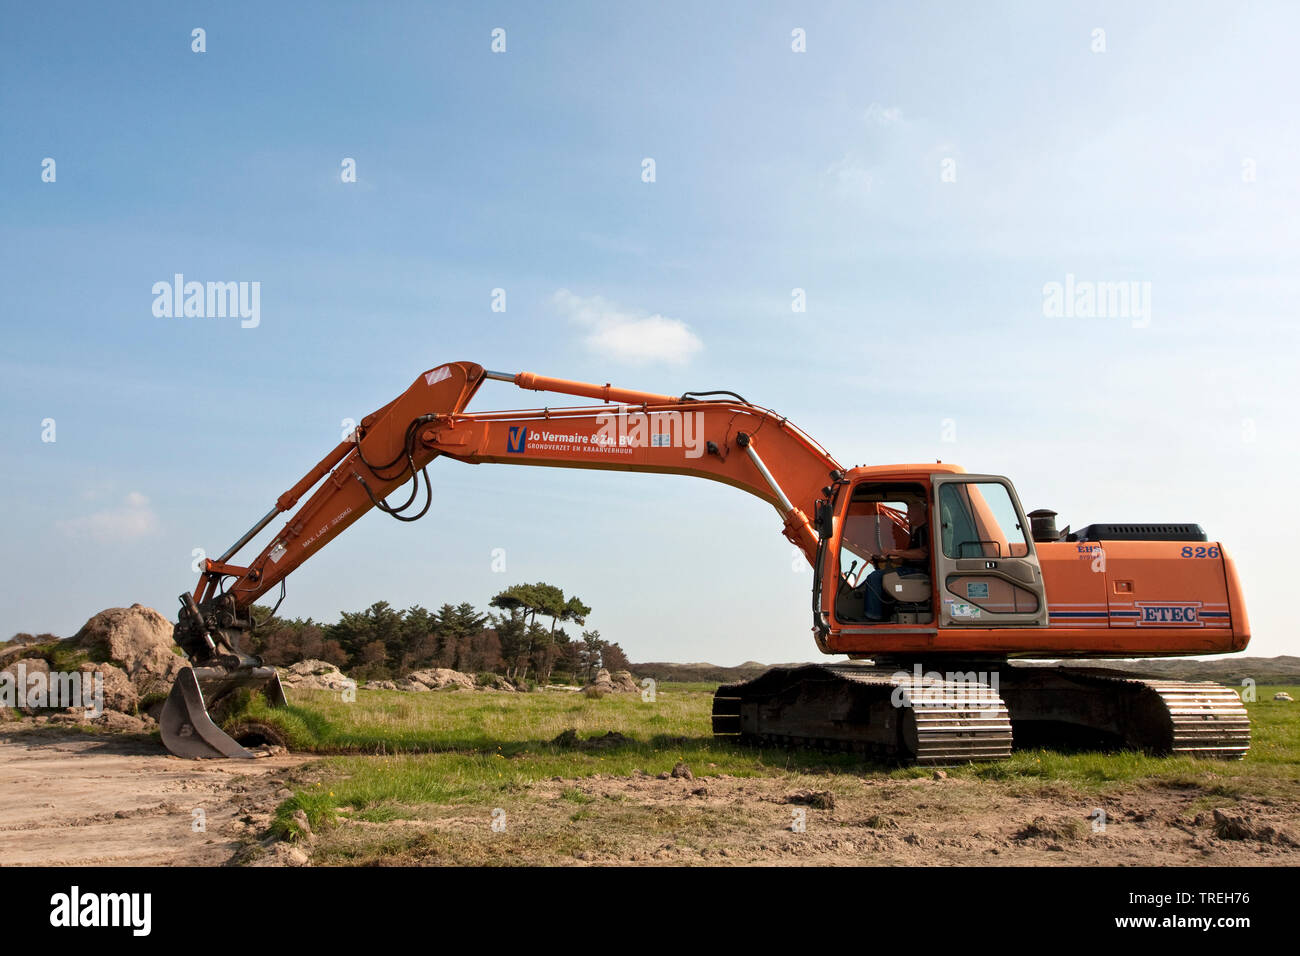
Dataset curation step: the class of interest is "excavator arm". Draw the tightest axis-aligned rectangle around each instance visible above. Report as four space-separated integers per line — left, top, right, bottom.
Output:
164 362 844 757
182 361 840 629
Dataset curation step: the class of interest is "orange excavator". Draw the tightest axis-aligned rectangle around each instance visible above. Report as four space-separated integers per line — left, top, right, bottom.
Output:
162 362 1251 763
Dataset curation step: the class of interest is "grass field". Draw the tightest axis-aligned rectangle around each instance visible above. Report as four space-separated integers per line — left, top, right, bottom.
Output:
231 682 1300 865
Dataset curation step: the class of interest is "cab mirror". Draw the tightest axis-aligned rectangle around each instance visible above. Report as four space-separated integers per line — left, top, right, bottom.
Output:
815 501 833 537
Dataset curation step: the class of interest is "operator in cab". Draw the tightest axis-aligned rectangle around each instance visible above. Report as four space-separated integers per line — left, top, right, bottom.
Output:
863 496 930 621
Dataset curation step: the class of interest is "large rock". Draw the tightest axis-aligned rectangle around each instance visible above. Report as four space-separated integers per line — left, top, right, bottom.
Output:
2 655 141 718
584 668 640 695
475 673 517 692
78 661 138 714
1 657 49 714
279 659 353 691
0 605 181 730
0 656 137 717
396 668 475 692
72 604 186 696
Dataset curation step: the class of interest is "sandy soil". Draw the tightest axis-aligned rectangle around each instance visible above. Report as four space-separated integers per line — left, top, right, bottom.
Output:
525 772 1300 866
0 729 307 866
308 770 1300 866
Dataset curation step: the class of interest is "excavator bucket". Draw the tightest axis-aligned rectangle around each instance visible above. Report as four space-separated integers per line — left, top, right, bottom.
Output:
160 665 287 759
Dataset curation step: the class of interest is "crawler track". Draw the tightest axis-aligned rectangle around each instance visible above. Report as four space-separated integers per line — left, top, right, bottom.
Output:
712 663 1012 764
998 667 1251 759
713 662 1250 764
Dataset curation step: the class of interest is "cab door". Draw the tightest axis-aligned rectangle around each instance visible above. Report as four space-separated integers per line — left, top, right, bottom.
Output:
931 474 1048 627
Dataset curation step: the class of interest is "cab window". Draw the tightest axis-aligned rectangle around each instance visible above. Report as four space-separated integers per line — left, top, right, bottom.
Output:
938 481 1030 559
840 499 909 581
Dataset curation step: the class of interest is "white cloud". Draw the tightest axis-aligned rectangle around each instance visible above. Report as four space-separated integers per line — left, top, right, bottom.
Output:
864 103 903 126
552 289 703 365
57 491 160 542
826 154 873 194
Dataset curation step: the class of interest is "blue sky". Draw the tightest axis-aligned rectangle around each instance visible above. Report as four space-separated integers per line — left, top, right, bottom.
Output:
1 2 1296 662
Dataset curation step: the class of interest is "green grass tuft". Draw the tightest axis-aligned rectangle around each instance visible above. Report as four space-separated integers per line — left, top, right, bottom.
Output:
271 786 339 841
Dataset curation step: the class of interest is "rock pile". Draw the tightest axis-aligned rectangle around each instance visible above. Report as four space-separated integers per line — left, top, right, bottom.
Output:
392 668 476 692
583 668 640 695
0 604 187 732
2 602 624 739
278 659 353 691
361 668 517 692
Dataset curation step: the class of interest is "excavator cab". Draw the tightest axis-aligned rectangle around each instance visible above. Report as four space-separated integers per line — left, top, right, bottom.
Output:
821 468 1049 633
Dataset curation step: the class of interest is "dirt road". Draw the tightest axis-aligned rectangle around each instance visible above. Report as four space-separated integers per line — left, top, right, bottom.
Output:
0 729 306 866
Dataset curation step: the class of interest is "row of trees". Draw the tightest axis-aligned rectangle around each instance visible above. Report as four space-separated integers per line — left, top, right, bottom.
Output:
245 582 630 684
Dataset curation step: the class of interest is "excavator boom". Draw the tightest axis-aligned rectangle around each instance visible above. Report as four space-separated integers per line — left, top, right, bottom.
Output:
186 363 834 615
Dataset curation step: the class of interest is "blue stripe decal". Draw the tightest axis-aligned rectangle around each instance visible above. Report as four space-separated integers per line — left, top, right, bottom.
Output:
1048 608 1229 623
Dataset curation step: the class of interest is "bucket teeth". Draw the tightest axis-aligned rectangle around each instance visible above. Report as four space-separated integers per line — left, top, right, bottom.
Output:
160 665 286 759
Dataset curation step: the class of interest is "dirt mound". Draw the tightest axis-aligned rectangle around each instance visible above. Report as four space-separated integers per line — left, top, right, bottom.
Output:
1015 815 1089 843
550 729 632 750
1212 809 1299 845
395 668 475 692
72 604 186 696
583 668 640 695
279 659 353 691
784 789 836 810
